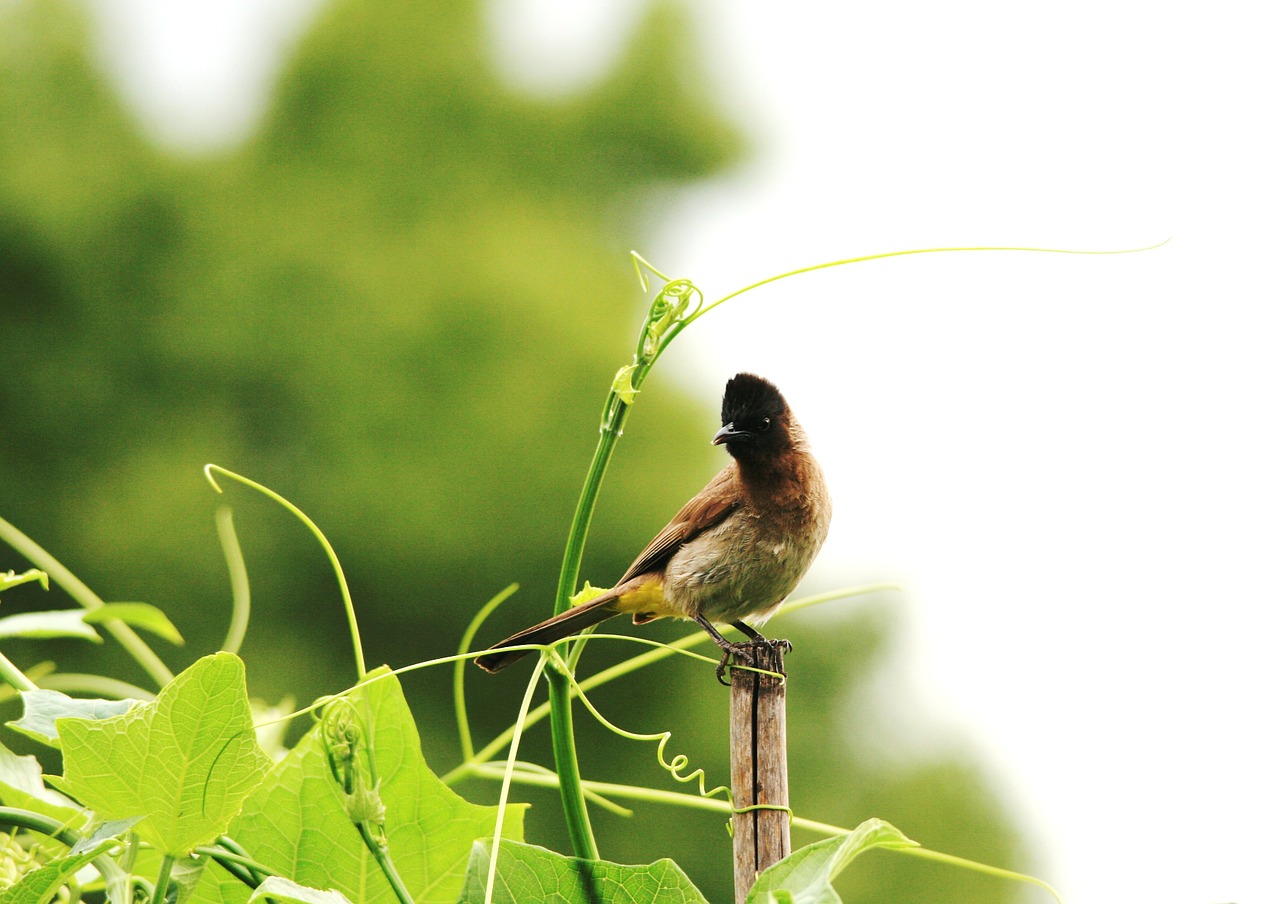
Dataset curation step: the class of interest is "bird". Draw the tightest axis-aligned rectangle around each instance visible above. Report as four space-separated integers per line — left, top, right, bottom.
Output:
474 372 832 681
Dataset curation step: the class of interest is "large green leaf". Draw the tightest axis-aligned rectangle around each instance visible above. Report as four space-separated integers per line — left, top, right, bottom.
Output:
458 839 709 904
192 666 525 904
54 652 271 855
745 820 917 904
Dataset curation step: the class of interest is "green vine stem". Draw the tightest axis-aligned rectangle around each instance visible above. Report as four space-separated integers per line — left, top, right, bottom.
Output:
27 673 156 701
203 834 273 887
357 821 414 904
544 260 702 859
0 650 38 693
150 854 175 904
0 515 175 689
190 849 260 889
0 806 81 847
544 673 598 859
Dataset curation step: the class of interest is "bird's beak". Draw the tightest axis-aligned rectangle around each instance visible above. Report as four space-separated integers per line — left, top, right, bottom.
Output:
712 423 747 445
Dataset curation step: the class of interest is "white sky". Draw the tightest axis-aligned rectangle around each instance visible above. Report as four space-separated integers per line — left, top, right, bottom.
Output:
83 1 1280 901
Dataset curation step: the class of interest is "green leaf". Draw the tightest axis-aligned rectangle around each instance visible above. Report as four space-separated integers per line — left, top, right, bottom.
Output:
459 839 710 904
0 569 48 593
0 818 134 904
745 819 918 904
0 610 101 642
82 602 184 645
7 689 139 748
55 652 271 856
0 740 83 824
190 666 525 904
248 878 354 904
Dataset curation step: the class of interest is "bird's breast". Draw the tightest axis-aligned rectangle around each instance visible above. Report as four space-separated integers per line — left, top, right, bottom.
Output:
663 490 830 623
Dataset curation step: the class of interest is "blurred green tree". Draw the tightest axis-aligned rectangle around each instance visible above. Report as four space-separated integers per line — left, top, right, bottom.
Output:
0 1 1028 900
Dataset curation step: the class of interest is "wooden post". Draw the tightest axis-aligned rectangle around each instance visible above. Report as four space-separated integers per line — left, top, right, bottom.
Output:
729 642 790 904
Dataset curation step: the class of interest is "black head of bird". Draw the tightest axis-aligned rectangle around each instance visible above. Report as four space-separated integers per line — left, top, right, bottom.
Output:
713 372 792 462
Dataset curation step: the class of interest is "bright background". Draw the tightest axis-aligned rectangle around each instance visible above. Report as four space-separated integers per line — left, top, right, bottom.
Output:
54 0 1280 900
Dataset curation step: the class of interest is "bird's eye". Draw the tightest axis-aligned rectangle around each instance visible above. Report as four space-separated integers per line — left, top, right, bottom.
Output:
759 416 772 431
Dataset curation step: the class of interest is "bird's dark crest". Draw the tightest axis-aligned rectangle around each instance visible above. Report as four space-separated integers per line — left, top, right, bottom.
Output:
722 373 787 426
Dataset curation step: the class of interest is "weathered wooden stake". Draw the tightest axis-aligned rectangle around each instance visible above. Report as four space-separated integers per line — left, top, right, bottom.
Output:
729 642 790 904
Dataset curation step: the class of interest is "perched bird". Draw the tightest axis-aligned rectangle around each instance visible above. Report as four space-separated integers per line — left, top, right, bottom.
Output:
475 373 832 680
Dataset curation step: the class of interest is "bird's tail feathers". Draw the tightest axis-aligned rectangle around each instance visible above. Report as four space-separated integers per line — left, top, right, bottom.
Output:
474 591 620 673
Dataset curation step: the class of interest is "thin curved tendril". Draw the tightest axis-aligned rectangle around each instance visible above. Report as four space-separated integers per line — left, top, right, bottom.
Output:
553 655 787 820
654 241 1169 358
894 847 1065 904
204 464 366 680
454 584 520 763
496 758 632 814
630 251 670 293
215 506 250 656
486 658 544 904
547 654 731 807
490 761 633 816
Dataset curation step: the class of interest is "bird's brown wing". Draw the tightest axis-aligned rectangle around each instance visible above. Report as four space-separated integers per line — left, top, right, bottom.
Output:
616 465 741 584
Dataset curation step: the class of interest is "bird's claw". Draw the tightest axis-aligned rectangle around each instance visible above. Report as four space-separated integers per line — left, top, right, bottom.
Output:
715 638 792 686
715 650 735 686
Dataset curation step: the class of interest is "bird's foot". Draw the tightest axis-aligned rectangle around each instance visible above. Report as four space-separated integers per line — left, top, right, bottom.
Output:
715 638 792 686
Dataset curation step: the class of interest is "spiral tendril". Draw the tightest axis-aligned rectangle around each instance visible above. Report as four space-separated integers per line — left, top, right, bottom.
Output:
558 660 731 807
